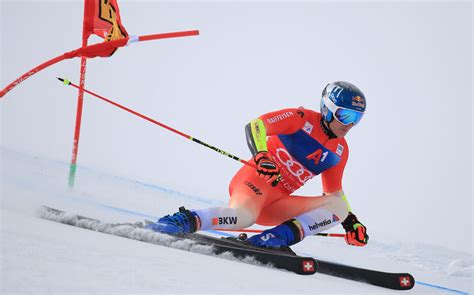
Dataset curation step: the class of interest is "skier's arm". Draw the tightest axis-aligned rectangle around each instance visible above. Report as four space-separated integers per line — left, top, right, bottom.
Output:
324 190 368 246
245 118 268 156
321 142 349 194
245 118 280 184
245 107 306 185
321 141 369 246
246 107 306 155
252 108 304 138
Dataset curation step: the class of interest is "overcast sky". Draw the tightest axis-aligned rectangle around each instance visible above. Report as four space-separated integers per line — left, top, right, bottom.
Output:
1 1 472 253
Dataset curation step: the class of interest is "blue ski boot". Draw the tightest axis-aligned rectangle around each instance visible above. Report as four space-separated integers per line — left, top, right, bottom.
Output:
146 206 201 234
247 219 303 248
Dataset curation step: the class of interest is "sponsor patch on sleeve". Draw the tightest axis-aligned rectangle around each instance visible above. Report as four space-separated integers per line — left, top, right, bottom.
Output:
303 121 313 134
266 111 294 124
336 144 344 156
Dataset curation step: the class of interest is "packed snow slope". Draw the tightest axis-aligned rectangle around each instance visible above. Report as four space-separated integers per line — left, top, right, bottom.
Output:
1 147 472 294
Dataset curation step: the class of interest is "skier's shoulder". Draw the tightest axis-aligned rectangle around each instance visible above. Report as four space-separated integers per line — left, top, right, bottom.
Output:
294 106 319 119
260 107 306 125
324 131 349 158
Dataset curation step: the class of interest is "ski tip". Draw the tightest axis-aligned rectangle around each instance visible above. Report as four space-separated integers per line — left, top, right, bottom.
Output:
397 273 415 290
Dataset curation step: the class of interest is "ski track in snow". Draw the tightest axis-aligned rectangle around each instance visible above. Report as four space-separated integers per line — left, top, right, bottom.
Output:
1 147 473 294
37 206 269 269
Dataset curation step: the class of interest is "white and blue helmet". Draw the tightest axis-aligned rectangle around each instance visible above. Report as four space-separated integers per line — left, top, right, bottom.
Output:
320 81 366 125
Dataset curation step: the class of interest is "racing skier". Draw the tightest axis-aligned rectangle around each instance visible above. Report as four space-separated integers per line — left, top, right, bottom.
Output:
147 81 369 248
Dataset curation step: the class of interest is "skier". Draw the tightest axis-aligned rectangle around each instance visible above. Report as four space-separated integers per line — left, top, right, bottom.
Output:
147 81 369 248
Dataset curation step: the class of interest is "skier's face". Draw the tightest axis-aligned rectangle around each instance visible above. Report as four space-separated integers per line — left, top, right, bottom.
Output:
329 119 354 138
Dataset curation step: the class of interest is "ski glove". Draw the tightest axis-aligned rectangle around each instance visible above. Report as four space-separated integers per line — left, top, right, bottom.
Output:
341 212 369 247
254 152 281 186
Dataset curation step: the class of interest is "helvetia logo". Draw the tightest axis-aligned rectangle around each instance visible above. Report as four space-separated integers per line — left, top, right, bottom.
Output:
308 219 332 231
212 217 238 226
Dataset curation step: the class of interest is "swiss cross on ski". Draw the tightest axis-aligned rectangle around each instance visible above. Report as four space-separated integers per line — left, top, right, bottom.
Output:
399 276 412 288
302 260 315 272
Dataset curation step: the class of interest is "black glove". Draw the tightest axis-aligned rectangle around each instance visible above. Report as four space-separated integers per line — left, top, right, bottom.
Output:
341 212 369 246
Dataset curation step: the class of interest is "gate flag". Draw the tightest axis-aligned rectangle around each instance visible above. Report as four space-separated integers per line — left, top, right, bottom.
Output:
82 0 129 57
0 0 198 98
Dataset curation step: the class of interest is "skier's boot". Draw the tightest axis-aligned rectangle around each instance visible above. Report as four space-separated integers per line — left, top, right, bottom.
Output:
146 206 201 234
247 219 303 248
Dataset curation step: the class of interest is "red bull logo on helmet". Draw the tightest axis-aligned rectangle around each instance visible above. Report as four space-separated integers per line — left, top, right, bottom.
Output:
352 96 366 109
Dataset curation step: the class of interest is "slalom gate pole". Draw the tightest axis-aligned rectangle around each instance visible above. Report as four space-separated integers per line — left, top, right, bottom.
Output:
68 8 90 188
1 30 199 98
68 56 87 189
215 228 346 238
57 78 256 169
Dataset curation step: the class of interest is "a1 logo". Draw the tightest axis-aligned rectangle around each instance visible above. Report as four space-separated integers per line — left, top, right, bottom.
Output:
306 149 328 165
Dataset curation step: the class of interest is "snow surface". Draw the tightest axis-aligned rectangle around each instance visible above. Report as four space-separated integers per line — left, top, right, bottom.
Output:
1 147 472 294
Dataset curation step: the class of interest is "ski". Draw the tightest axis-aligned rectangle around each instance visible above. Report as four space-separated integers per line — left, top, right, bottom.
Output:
190 232 415 290
39 206 316 275
195 239 317 275
39 206 415 290
316 259 415 290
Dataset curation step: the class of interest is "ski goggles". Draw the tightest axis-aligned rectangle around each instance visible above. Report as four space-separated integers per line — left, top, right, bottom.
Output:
323 95 364 125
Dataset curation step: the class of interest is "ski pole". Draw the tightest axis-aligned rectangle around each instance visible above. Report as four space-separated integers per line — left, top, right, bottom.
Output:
57 78 256 169
315 233 346 238
215 228 346 238
215 228 263 233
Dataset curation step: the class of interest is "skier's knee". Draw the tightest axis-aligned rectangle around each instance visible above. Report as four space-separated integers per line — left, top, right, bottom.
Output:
194 206 257 230
233 207 257 229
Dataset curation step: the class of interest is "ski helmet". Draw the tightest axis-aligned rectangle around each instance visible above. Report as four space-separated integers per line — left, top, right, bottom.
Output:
320 81 366 125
